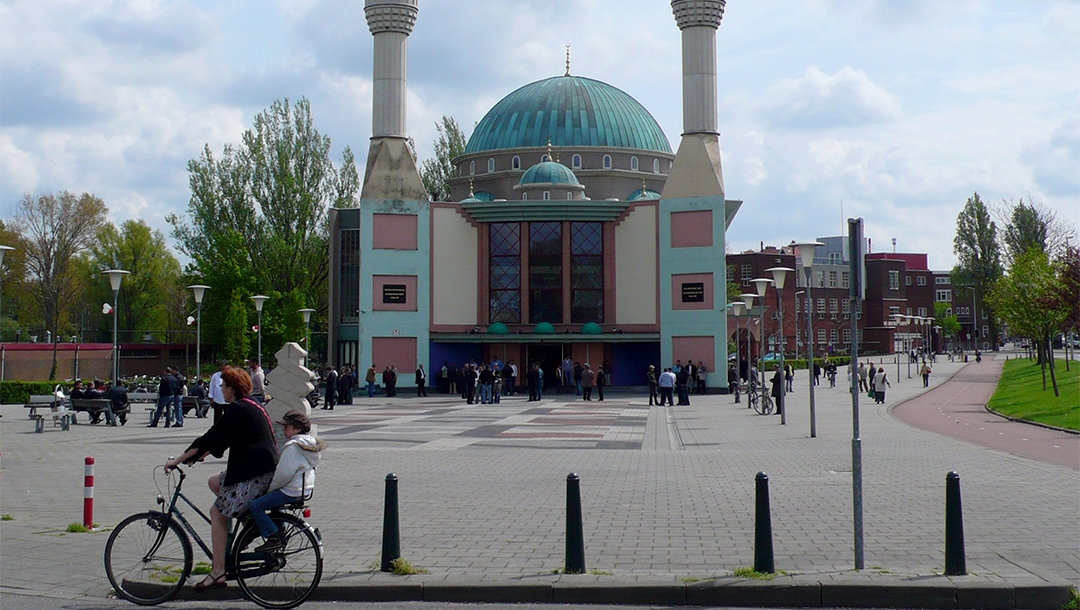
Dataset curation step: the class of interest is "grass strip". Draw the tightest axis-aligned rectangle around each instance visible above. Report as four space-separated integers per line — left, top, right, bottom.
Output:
987 359 1079 431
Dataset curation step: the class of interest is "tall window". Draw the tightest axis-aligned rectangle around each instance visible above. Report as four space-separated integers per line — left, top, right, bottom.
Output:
653 158 660 173
631 156 639 171
741 264 753 285
529 222 562 323
829 298 839 313
487 158 495 173
489 223 521 323
841 271 850 289
828 271 837 288
512 155 521 169
571 222 603 323
340 229 360 323
572 154 582 169
889 270 900 290
917 276 927 286
603 155 612 169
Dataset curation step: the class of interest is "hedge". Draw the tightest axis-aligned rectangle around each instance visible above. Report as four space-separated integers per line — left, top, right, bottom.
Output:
0 381 63 404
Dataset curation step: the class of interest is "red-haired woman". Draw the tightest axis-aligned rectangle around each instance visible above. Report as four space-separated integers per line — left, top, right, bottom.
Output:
165 366 278 591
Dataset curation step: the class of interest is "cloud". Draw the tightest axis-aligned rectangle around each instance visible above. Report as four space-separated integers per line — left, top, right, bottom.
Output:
83 1 213 56
1021 117 1080 198
761 66 902 129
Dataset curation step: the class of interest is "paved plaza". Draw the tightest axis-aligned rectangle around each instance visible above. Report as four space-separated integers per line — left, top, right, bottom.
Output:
0 354 1076 607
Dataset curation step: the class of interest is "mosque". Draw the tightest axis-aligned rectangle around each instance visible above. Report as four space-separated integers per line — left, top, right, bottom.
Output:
328 0 738 387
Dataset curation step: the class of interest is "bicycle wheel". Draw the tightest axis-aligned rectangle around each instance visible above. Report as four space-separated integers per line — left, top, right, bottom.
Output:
233 513 323 609
105 511 192 605
761 394 775 415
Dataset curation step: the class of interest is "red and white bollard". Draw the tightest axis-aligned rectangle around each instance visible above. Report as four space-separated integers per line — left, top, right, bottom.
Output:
83 456 95 530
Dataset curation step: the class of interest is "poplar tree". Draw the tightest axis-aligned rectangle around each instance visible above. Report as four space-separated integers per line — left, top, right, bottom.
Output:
951 192 1003 347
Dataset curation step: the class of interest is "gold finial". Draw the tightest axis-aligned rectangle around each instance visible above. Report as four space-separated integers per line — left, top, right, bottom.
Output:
565 44 571 76
547 136 553 161
468 177 475 197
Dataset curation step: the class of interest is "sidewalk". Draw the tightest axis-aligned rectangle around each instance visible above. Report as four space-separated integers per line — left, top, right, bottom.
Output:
1 354 1076 608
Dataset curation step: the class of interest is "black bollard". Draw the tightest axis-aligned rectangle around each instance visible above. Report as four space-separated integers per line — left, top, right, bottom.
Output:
380 473 401 572
945 471 967 575
753 472 775 574
565 473 586 574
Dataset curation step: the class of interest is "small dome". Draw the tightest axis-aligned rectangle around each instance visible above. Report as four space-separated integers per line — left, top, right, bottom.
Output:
487 322 509 334
534 322 557 334
520 161 580 186
581 322 603 334
626 188 661 201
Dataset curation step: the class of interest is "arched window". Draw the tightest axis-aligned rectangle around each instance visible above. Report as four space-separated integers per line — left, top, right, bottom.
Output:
543 191 550 201
631 156 639 171
469 160 475 176
522 192 528 201
572 154 581 169
512 155 521 169
487 158 495 173
567 192 574 200
653 158 660 173
603 155 612 169
541 154 551 163
668 160 673 171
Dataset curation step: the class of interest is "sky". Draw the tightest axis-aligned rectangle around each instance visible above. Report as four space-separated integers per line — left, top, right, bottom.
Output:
1 0 1077 272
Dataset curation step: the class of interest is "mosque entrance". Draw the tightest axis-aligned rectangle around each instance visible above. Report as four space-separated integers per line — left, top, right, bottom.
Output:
526 344 564 393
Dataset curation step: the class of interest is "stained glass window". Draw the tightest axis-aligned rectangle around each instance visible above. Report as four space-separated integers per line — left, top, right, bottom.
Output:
489 223 520 323
529 222 562 323
571 222 603 323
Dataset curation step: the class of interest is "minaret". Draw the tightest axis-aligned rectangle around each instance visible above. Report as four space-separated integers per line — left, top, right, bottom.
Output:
362 0 426 201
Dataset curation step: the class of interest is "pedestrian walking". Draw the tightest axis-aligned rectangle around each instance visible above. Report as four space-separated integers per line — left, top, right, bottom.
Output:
647 365 659 405
596 365 606 401
771 365 784 415
658 368 676 406
581 364 595 401
858 362 869 393
573 362 583 396
150 366 177 428
728 363 739 403
366 364 377 397
676 365 690 405
785 363 794 393
416 363 428 397
323 365 338 410
921 361 932 388
872 367 891 404
696 362 708 394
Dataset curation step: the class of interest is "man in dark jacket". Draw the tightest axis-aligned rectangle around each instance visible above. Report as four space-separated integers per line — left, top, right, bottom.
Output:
415 364 428 397
107 379 130 426
323 366 338 410
172 367 186 427
150 367 177 427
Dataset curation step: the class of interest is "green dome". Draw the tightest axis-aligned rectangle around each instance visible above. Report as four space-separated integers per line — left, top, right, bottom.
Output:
520 161 580 186
464 75 672 154
487 322 509 334
581 322 603 334
533 322 557 334
627 188 661 201
461 190 495 203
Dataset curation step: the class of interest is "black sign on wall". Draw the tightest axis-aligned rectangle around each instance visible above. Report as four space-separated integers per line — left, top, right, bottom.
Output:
681 282 705 303
382 284 408 304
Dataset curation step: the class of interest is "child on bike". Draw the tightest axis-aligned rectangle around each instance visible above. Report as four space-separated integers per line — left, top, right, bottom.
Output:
249 410 325 553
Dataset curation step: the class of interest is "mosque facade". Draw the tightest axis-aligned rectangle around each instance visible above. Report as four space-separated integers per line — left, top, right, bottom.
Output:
328 0 738 387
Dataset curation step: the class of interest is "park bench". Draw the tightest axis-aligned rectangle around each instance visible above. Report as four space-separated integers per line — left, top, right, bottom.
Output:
24 394 72 432
128 392 159 424
182 396 209 418
69 398 118 426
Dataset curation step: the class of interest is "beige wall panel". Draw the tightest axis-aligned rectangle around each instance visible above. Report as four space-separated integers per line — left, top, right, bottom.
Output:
432 207 478 325
615 206 657 324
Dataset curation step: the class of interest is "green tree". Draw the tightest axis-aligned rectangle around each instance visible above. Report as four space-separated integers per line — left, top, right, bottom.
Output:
14 192 108 350
1055 245 1080 372
419 116 467 201
987 249 1064 395
168 98 358 364
0 220 33 341
221 291 251 366
997 195 1076 263
951 192 1004 347
934 302 961 345
79 220 183 344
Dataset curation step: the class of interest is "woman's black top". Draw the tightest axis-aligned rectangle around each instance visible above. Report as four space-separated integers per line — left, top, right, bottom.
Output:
186 398 278 486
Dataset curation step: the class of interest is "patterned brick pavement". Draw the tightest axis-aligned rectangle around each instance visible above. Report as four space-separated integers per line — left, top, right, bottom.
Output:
1 354 1076 603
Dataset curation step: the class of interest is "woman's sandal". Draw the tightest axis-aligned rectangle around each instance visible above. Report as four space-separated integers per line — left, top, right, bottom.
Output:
194 573 227 591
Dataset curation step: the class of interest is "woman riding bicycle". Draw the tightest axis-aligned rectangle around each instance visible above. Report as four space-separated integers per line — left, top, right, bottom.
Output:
164 366 278 591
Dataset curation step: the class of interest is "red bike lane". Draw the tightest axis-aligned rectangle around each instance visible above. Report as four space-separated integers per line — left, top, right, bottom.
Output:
891 358 1080 470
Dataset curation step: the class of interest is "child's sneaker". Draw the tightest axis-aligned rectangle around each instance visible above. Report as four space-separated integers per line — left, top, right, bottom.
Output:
255 532 285 553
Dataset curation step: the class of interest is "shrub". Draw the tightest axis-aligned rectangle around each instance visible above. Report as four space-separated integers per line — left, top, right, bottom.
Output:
0 381 62 404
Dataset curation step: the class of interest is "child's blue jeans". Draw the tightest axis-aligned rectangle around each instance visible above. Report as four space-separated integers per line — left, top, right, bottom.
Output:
249 490 299 538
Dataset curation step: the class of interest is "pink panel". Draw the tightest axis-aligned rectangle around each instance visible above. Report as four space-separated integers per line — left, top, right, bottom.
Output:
373 213 418 250
672 336 715 372
670 210 713 248
373 275 418 311
372 337 418 372
671 273 714 311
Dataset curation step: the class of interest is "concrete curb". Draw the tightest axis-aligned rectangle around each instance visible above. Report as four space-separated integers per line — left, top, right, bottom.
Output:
172 575 1076 609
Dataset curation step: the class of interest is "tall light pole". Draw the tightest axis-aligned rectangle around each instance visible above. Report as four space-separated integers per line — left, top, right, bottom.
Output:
188 285 210 380
730 302 743 403
752 278 773 407
740 293 757 397
767 267 793 424
299 308 316 365
793 241 824 438
0 245 14 381
104 269 130 382
251 295 269 368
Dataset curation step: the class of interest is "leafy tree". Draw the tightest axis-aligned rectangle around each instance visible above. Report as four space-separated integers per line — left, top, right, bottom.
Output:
987 249 1064 395
951 192 1003 348
79 220 183 343
934 302 961 345
221 291 251 366
168 98 358 364
419 116 467 201
996 195 1076 262
14 192 108 343
0 220 33 341
1056 245 1080 371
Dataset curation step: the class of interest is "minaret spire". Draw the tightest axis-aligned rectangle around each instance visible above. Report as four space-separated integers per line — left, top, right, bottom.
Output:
565 44 571 76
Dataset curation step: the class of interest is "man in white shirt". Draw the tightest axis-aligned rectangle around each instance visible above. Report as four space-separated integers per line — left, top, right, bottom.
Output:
249 358 266 404
658 368 677 406
208 360 229 422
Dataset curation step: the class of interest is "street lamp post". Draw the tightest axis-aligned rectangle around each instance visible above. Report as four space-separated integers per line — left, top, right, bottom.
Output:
752 278 774 410
188 285 210 380
766 267 793 424
0 245 14 381
251 296 269 368
793 241 824 438
730 302 744 403
104 269 130 382
299 308 316 365
740 293 757 403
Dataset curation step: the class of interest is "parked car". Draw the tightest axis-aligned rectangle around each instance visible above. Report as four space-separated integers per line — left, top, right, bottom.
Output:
760 352 783 365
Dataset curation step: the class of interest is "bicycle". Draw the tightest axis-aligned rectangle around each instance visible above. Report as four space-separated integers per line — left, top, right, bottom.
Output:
104 466 322 609
749 382 774 415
